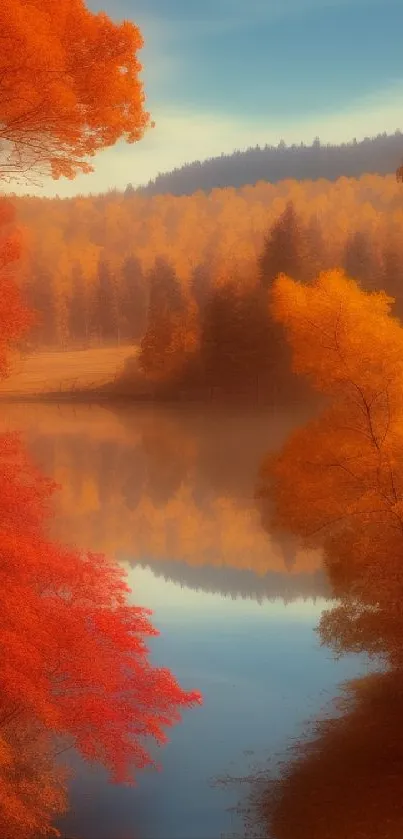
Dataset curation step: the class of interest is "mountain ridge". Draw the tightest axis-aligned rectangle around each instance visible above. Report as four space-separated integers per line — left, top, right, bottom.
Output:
127 130 403 197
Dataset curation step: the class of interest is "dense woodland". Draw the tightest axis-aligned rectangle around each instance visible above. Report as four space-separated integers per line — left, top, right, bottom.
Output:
8 169 403 401
135 131 403 196
1 0 403 831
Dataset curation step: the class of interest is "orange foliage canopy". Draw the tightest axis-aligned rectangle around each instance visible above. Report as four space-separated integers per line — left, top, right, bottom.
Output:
0 0 152 182
0 429 201 789
0 5 199 836
258 268 403 665
0 179 200 836
0 200 66 837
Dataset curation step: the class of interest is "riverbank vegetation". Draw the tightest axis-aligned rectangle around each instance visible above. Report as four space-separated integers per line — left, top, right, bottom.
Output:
225 266 403 837
6 172 403 403
0 2 201 837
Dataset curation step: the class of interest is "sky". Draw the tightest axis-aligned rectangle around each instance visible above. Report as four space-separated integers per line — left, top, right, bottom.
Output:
12 0 403 197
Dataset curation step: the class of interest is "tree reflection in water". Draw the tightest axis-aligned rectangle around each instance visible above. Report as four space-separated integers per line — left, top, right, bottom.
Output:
228 670 403 839
222 269 403 838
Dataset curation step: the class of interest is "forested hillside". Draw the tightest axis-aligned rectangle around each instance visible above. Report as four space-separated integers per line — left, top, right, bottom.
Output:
9 171 403 401
134 131 403 196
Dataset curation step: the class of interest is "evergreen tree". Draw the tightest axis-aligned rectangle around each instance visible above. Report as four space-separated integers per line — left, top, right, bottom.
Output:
235 284 273 400
257 203 313 402
301 215 327 282
139 257 185 381
200 282 242 394
191 261 212 313
124 183 136 199
259 201 304 288
343 229 374 289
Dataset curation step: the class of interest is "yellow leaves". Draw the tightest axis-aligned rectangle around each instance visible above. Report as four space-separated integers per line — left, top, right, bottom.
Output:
11 170 403 333
265 275 403 518
271 269 403 402
259 262 403 666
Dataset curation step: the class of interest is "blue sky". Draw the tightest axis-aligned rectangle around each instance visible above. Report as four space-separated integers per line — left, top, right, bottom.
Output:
15 0 403 196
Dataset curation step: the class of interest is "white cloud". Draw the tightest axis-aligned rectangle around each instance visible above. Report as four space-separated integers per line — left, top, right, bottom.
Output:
8 81 403 199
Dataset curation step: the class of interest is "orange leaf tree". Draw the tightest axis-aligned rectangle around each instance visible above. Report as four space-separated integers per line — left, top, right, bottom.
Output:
0 207 201 832
0 432 201 783
257 268 403 665
0 5 202 838
0 0 152 184
0 221 201 835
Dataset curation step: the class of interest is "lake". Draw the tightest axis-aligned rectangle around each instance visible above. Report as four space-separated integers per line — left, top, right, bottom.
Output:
1 402 371 839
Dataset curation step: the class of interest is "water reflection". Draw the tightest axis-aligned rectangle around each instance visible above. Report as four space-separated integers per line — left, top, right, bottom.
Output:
228 668 403 839
226 383 403 838
0 402 323 603
1 401 353 838
137 559 327 603
59 565 356 839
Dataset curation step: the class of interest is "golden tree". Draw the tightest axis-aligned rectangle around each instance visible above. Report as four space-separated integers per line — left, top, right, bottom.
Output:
258 268 403 664
0 0 153 184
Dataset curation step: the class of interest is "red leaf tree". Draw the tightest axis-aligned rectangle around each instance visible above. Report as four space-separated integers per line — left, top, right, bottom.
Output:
0 199 201 838
0 203 201 838
0 430 201 782
0 2 200 835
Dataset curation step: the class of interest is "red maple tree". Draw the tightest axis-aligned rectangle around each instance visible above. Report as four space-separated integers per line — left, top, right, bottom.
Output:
0 204 201 836
0 1 201 834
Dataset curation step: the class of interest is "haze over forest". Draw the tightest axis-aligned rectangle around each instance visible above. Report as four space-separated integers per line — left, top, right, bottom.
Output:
3 1 403 839
133 131 403 197
5 139 403 405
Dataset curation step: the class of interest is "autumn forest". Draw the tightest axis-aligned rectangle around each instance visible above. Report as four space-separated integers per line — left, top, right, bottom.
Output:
2 0 403 837
4 171 403 403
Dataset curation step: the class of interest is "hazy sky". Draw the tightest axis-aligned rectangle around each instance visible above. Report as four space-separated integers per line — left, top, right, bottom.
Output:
12 0 403 197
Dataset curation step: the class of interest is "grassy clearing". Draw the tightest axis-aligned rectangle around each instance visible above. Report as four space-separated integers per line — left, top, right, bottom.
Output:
0 345 138 396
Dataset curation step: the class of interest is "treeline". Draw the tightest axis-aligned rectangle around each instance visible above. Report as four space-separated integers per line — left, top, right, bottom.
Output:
23 254 147 349
10 173 403 400
125 199 403 403
134 131 403 196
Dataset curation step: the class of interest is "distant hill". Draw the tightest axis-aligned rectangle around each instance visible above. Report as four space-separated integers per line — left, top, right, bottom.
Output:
131 131 403 197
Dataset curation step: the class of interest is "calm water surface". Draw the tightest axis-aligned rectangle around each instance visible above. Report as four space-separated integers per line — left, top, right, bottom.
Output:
2 403 370 839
